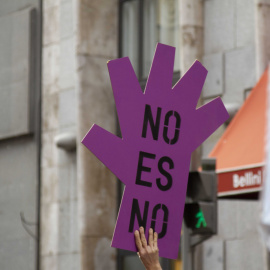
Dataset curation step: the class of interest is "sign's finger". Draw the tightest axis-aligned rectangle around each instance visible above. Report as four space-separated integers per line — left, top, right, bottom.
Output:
134 230 142 250
148 228 154 247
153 232 158 249
139 227 148 248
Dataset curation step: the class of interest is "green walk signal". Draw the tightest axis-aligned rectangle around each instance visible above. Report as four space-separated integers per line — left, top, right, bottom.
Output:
195 209 207 228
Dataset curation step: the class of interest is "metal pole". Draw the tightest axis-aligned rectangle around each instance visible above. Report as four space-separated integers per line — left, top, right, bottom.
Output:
181 223 192 270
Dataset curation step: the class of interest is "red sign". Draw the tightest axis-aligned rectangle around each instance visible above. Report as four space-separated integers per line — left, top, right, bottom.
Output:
218 165 264 196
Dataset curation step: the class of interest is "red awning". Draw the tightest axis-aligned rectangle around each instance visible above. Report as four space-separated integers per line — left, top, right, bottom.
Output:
209 69 267 196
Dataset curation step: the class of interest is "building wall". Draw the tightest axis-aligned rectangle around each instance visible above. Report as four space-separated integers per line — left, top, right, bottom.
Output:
197 1 268 270
41 0 118 269
202 0 257 157
41 0 79 269
76 0 118 269
0 0 267 269
40 0 268 269
0 1 40 270
193 200 267 270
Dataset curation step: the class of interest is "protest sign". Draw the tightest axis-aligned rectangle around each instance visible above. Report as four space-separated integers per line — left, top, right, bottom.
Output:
82 43 229 259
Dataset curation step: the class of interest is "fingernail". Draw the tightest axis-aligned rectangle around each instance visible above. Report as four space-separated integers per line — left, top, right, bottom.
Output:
149 228 153 233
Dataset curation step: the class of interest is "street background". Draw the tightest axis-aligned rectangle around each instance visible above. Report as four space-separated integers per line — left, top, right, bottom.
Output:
0 0 269 269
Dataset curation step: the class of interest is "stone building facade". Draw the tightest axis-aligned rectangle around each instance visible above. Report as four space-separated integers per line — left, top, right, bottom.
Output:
0 0 270 269
0 1 41 269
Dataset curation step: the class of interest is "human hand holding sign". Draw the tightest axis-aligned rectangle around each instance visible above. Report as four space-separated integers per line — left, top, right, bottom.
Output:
135 227 162 270
82 43 229 258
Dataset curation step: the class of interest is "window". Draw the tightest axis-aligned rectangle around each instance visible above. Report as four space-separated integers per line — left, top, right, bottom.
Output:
119 0 180 82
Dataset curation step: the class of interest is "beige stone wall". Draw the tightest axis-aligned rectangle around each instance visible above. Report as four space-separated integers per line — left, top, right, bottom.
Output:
255 0 270 79
179 0 204 72
179 0 204 170
76 0 118 269
41 0 118 269
179 2 204 269
201 0 257 157
41 0 79 269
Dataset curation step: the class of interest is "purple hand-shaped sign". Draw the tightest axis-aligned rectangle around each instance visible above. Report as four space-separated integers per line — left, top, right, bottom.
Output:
82 43 229 259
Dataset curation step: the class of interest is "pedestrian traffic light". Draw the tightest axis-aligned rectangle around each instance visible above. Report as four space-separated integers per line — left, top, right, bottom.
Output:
184 158 217 235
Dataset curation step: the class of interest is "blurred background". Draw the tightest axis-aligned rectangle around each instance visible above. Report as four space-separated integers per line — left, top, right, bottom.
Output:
0 0 269 269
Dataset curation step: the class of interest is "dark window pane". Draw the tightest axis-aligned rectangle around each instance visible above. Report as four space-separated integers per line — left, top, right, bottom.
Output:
143 0 180 78
121 1 140 76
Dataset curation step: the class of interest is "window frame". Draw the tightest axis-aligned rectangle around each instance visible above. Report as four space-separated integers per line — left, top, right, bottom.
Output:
119 0 180 84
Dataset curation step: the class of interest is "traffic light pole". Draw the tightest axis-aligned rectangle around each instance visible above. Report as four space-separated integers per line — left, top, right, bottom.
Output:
182 150 202 270
182 223 192 270
190 234 212 247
